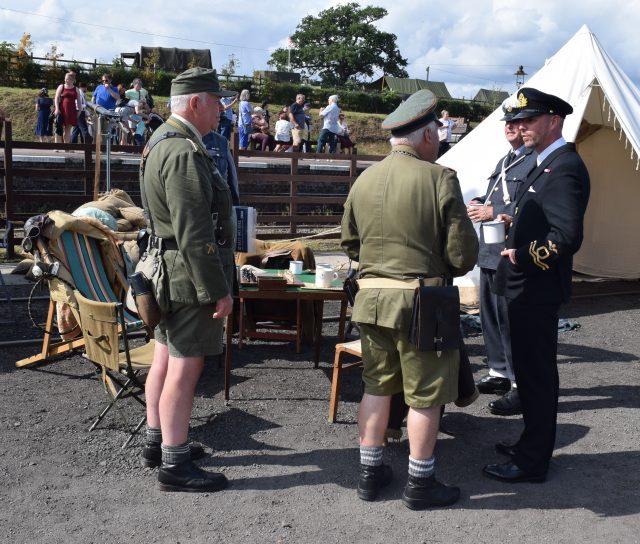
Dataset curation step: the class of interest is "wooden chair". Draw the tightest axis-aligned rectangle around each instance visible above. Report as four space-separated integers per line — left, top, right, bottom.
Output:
328 339 363 423
74 290 154 447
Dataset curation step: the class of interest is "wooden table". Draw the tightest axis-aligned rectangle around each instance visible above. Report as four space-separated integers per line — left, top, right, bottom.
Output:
223 274 348 400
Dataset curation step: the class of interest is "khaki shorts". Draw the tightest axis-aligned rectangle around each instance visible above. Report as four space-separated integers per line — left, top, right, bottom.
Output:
291 127 303 146
155 301 224 358
359 323 459 408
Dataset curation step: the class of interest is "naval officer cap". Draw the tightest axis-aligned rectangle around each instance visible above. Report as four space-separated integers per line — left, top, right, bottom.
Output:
500 95 520 122
381 89 443 136
170 67 237 97
510 87 573 120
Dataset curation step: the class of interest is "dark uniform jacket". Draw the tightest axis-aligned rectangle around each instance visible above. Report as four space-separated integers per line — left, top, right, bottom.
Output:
475 147 537 270
341 145 478 332
494 143 590 305
142 116 233 306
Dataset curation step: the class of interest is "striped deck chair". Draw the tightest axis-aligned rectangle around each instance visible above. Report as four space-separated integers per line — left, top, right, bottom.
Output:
15 228 144 369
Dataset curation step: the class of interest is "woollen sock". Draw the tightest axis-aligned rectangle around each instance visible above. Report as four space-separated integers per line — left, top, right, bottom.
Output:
360 446 384 466
408 455 435 478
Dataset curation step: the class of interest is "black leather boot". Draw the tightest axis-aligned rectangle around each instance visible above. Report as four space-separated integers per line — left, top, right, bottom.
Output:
357 463 393 501
402 474 460 510
142 442 206 468
157 460 228 492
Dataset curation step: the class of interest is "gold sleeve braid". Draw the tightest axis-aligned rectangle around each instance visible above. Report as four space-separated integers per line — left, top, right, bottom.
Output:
528 240 559 271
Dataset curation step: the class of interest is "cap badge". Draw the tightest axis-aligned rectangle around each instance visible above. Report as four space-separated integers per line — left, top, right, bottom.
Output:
517 93 528 108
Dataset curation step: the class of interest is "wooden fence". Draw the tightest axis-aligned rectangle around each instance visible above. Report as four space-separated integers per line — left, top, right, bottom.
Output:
0 120 384 256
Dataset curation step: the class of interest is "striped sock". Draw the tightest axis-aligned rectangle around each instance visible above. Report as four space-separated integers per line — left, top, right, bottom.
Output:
360 446 384 466
161 442 191 464
408 455 435 478
146 426 162 445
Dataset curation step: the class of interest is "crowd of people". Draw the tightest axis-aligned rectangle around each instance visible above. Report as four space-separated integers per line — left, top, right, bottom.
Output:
33 72 162 146
29 70 358 154
222 88 354 153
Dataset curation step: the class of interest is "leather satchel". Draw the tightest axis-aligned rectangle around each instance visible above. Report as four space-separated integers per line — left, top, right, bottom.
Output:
127 244 166 329
409 282 460 352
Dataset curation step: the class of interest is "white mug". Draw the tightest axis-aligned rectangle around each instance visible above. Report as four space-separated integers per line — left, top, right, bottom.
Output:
316 267 338 288
289 260 303 274
482 220 506 244
315 262 333 270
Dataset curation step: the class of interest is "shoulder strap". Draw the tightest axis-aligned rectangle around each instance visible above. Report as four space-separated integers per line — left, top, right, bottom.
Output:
139 131 189 235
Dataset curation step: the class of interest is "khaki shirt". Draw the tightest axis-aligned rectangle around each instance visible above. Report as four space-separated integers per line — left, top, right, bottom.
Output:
341 145 478 331
142 116 233 305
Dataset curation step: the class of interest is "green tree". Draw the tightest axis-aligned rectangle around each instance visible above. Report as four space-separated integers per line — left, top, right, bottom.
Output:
268 3 408 85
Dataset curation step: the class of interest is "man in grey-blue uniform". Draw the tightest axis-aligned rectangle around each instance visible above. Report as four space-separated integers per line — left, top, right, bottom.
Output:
467 97 536 416
140 68 237 492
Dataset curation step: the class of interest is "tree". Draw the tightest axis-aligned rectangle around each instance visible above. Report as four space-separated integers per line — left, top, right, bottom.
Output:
268 3 408 85
220 53 240 82
17 33 33 58
45 43 64 68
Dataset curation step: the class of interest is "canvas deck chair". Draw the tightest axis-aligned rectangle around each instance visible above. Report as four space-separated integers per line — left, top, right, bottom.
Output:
15 211 143 369
74 290 154 448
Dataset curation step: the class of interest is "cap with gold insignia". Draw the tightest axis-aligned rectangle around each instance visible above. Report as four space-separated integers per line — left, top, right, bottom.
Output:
499 95 519 122
170 67 237 97
510 87 573 120
381 89 443 136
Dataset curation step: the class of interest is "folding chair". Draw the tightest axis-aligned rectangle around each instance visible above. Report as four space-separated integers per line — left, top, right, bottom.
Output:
328 339 363 423
74 290 155 448
16 227 144 368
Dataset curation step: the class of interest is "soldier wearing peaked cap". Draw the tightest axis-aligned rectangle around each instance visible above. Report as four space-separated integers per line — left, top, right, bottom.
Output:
483 87 591 483
139 67 236 492
467 96 537 415
341 89 478 509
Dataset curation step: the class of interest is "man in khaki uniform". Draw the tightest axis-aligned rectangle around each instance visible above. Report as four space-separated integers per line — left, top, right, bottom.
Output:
341 89 478 509
140 68 236 492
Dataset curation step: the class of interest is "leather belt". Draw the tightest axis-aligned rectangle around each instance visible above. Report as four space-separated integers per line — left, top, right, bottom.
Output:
357 277 443 289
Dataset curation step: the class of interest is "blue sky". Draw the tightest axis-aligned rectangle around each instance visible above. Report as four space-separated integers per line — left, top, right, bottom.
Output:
1 0 639 98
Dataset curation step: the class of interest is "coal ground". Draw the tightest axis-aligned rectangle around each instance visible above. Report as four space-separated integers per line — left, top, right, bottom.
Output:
1 265 639 544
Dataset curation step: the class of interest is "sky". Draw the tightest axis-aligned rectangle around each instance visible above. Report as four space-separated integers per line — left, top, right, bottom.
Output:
1 0 639 99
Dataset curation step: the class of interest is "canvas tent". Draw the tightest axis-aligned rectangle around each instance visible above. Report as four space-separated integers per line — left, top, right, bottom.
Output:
121 47 213 72
367 76 451 99
440 25 640 280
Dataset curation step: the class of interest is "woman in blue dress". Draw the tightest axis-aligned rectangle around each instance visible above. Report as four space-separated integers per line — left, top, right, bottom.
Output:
35 88 53 142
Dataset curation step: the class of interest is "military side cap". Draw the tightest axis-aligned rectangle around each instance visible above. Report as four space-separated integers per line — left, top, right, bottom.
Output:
500 95 520 122
381 89 443 136
511 87 573 120
170 67 236 97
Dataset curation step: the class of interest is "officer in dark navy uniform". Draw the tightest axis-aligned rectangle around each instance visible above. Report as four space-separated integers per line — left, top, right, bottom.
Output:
483 88 590 482
467 97 537 416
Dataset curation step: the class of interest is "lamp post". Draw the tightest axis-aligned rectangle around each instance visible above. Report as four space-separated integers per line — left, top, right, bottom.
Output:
515 65 527 89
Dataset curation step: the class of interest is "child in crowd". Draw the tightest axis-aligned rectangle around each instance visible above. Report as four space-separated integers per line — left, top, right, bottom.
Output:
274 112 293 151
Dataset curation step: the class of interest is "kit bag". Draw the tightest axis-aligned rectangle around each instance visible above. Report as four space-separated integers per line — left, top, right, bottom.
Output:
409 279 460 352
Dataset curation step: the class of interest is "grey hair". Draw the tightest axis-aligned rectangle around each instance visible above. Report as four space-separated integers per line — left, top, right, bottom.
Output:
240 89 251 101
389 120 438 147
170 92 206 112
328 94 339 104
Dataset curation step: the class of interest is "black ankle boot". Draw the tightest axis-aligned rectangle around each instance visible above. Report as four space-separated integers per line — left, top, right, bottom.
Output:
402 474 460 510
357 463 393 501
142 442 206 468
157 460 228 492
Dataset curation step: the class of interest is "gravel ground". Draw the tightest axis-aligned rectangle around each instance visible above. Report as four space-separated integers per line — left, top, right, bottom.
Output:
1 267 639 544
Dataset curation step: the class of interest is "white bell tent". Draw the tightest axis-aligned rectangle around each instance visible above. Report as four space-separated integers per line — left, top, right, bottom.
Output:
440 25 640 280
